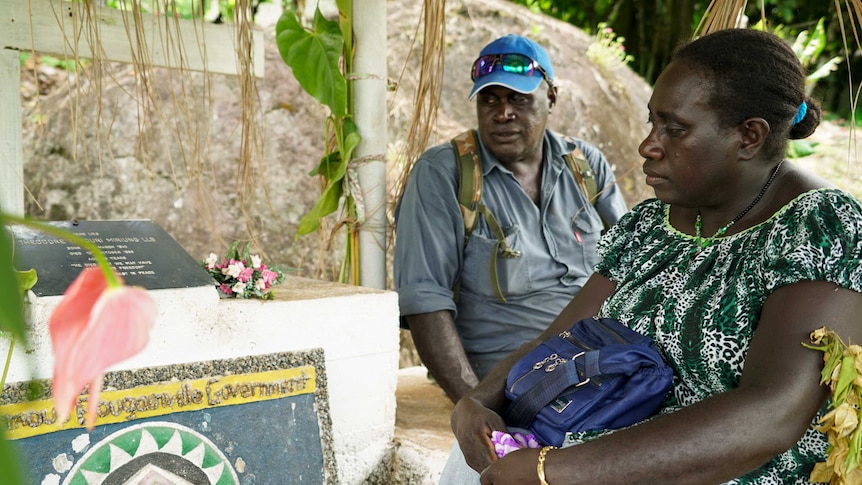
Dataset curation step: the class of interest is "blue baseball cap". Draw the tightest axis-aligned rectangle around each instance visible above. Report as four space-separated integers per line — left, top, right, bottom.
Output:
468 34 555 100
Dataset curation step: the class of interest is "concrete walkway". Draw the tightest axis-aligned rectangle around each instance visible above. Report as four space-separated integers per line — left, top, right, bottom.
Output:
393 366 456 484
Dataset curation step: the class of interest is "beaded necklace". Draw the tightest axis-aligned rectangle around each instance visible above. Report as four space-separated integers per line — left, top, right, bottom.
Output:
694 160 784 250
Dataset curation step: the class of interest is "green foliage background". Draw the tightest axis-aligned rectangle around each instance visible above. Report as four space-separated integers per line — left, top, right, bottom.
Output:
513 0 860 118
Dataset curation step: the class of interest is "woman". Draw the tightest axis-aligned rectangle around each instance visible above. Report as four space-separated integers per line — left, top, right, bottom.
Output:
444 28 862 484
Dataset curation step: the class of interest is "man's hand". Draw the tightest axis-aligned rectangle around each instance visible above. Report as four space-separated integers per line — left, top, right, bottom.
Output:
451 396 508 472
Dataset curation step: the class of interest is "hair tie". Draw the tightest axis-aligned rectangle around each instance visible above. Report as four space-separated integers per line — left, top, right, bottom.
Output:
792 101 808 126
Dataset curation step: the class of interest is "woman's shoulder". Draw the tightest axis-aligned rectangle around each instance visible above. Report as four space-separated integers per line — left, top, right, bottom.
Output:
770 187 862 239
624 198 666 220
770 161 860 218
602 198 666 244
606 198 666 234
782 187 861 213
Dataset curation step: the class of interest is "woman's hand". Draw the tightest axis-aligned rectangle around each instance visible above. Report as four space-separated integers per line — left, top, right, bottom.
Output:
480 448 543 485
451 396 508 472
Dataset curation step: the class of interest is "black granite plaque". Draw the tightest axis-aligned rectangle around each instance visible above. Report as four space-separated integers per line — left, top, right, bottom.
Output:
10 220 215 296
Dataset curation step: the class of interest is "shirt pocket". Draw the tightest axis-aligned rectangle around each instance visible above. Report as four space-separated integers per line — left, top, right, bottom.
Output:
462 224 532 299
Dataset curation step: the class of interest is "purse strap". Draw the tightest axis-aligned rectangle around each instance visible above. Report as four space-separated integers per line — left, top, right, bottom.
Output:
504 351 596 428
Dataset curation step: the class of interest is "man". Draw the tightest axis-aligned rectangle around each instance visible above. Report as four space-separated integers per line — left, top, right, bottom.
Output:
394 34 627 403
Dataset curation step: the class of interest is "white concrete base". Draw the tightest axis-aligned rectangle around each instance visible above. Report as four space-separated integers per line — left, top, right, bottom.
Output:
2 275 400 485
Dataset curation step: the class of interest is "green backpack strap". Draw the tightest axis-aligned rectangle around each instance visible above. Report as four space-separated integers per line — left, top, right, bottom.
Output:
564 146 610 229
449 133 607 303
452 130 482 237
564 147 598 204
451 130 519 303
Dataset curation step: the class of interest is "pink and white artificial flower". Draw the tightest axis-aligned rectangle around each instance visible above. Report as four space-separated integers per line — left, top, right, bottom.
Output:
204 253 218 270
224 260 245 278
237 267 255 283
49 267 156 430
231 281 247 294
250 254 263 270
261 269 279 286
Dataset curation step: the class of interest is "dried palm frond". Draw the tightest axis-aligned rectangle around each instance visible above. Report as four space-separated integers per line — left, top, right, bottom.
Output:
837 0 862 140
389 0 446 217
25 0 265 255
804 327 862 485
693 0 750 36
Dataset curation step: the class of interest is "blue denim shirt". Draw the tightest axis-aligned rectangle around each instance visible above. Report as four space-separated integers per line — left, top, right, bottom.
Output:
394 130 628 376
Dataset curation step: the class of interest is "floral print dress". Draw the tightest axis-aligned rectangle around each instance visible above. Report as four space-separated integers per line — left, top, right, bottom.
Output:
594 189 862 484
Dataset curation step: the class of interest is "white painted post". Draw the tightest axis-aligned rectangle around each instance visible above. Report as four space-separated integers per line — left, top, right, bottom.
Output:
0 49 24 216
353 0 388 289
0 1 264 77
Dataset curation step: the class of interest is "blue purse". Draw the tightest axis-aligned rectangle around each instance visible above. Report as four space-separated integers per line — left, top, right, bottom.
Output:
504 316 674 447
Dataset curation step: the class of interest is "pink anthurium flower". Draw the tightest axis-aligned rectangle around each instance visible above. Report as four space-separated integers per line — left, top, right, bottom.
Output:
49 267 157 430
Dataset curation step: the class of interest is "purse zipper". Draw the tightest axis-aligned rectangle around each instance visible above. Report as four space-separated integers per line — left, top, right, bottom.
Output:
592 317 628 344
509 353 569 393
508 319 609 394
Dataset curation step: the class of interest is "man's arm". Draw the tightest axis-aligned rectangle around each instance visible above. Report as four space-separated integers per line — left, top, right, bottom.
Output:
406 310 480 403
393 151 472 402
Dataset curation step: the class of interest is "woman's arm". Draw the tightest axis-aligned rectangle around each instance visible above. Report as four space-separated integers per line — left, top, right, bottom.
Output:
451 273 617 471
478 280 862 484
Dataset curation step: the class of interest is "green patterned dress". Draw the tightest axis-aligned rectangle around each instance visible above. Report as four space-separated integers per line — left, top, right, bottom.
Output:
594 188 862 484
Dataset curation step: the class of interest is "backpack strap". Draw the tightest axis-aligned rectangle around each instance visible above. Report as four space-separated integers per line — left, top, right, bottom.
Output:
452 130 482 237
450 132 604 303
564 145 610 229
564 147 598 205
451 130 518 303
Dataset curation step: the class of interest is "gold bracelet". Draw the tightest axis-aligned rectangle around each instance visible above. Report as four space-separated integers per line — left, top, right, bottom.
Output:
537 445 557 485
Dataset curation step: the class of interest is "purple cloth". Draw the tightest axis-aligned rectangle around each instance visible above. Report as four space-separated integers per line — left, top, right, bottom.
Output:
491 430 541 458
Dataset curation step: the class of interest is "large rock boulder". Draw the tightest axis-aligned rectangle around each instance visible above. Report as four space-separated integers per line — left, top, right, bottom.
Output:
21 0 653 281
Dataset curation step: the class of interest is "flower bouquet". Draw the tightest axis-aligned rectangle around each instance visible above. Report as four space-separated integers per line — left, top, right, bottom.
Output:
202 242 285 300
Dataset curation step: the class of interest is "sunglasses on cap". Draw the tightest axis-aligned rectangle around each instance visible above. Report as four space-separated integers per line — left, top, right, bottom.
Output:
470 53 550 82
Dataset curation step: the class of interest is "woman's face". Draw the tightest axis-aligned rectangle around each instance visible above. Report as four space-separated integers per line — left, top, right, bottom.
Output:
639 62 742 208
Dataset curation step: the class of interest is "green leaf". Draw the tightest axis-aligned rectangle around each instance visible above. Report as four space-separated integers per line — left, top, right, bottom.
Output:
16 269 37 294
787 140 817 159
808 56 842 84
846 417 862 472
834 355 857 404
309 151 345 180
338 117 361 166
335 0 352 63
295 179 344 237
823 342 845 386
0 427 26 485
309 119 360 181
0 217 27 343
240 242 251 262
275 7 347 117
226 241 241 261
298 118 362 239
797 19 827 68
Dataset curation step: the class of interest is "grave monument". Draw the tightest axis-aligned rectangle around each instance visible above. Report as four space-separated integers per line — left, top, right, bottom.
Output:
2 218 399 484
1 2 398 482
